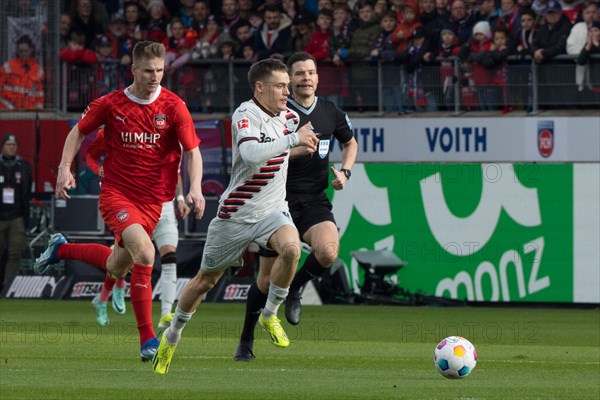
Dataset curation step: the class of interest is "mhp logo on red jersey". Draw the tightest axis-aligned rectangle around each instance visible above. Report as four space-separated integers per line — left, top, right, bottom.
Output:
537 120 554 158
154 114 166 129
237 119 249 130
116 209 129 223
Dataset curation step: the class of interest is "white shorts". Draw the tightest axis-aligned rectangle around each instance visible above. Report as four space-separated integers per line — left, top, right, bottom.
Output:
152 200 179 249
200 204 296 273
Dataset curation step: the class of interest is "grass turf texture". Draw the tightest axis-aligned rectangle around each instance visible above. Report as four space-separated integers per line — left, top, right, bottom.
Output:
0 300 598 400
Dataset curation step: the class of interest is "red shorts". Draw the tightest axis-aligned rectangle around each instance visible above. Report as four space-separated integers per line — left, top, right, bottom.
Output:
99 188 162 245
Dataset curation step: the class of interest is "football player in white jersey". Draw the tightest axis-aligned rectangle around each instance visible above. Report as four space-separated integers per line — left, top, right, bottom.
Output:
235 51 357 362
152 58 319 374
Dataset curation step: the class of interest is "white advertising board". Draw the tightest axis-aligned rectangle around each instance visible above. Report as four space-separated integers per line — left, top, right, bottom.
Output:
330 117 600 163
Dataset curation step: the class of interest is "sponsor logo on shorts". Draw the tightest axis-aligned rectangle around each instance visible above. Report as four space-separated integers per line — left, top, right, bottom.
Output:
154 114 166 129
117 209 129 223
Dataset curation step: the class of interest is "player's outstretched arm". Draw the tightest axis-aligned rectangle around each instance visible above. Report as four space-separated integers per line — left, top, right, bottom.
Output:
238 121 318 164
56 124 85 199
185 147 205 219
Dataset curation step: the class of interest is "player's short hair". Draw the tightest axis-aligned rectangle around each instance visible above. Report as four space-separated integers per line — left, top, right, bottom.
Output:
132 41 166 64
247 58 288 90
287 52 317 73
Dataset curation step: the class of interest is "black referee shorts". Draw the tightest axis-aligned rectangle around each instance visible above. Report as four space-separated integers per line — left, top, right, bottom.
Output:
258 191 336 258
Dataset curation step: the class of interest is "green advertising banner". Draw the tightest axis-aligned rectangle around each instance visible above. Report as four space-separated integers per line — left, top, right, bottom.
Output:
329 163 574 303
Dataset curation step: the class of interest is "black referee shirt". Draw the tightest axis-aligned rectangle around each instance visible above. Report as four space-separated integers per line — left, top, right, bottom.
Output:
286 97 354 195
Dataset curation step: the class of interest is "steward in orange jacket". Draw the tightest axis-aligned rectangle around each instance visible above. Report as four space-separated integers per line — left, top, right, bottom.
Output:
0 36 45 110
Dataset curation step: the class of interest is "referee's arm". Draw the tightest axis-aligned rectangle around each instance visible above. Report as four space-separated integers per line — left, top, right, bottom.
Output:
339 136 357 172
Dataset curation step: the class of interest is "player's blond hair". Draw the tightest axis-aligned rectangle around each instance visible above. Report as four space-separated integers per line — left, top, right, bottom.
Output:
132 41 166 64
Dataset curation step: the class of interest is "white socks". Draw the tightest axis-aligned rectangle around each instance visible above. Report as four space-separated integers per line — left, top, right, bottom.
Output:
160 262 177 317
166 306 194 345
262 282 289 318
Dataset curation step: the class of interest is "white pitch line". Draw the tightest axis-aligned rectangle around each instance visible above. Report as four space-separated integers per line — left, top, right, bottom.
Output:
97 368 133 371
485 359 600 365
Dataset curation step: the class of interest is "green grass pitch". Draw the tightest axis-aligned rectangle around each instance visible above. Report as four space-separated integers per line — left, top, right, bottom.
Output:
1 300 598 400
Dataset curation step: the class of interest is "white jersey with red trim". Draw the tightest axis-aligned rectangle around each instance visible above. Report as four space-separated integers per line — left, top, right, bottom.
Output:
219 98 300 223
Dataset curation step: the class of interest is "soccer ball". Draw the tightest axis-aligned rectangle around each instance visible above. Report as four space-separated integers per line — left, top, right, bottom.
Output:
434 336 477 379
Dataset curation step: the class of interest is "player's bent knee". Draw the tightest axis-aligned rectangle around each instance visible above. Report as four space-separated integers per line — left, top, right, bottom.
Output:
313 240 339 266
280 242 302 264
134 247 156 266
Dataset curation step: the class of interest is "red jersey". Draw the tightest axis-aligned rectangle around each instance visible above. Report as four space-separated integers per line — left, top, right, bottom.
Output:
77 86 199 204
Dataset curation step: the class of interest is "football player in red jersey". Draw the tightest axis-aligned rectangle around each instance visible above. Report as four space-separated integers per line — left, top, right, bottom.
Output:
85 128 191 329
34 41 205 362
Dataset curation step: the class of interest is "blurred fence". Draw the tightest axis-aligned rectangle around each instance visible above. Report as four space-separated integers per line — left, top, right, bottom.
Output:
56 56 600 114
0 0 598 115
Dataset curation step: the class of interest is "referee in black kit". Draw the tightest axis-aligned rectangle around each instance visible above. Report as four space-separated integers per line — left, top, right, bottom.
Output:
235 52 358 361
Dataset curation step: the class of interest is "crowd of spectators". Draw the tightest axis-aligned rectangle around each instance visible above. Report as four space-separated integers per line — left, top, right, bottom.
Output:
1 0 599 112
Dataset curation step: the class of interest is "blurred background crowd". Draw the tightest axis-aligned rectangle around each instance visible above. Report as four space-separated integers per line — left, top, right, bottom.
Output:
1 0 599 113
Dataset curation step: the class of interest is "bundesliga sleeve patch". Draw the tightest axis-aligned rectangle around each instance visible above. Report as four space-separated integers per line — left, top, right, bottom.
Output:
237 119 250 130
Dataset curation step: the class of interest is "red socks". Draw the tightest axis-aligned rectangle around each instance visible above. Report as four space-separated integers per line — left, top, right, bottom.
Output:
100 275 116 302
57 244 155 345
57 243 111 272
130 264 155 345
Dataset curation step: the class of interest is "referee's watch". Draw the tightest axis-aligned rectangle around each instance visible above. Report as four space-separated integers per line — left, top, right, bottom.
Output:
340 168 351 180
